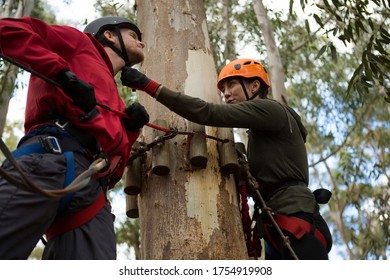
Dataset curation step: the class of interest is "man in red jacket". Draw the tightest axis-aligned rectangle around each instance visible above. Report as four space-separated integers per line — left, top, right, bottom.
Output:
0 16 148 259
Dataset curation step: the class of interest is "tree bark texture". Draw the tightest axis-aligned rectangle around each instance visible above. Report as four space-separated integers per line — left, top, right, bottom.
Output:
135 0 248 260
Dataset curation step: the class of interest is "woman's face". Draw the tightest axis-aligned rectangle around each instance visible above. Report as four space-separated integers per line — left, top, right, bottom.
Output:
220 78 260 104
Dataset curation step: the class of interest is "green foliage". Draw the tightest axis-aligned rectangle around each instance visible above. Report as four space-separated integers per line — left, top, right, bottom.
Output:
94 0 136 22
31 0 57 24
338 183 389 259
0 120 22 162
302 0 390 103
115 217 141 259
205 0 242 71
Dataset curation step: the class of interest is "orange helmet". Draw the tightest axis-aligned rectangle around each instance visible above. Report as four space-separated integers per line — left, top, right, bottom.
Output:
217 58 270 91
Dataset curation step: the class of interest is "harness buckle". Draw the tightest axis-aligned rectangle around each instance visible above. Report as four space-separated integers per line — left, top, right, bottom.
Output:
39 136 62 154
55 120 70 129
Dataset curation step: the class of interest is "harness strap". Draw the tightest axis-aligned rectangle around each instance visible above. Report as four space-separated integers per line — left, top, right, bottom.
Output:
45 191 107 240
239 180 262 258
265 214 327 250
58 151 75 214
9 136 80 214
238 78 250 100
12 136 84 157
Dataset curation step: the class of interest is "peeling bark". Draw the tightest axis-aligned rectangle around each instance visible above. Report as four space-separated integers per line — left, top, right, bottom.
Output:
136 0 247 260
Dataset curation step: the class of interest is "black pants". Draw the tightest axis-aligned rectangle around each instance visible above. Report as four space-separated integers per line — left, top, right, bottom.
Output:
265 230 329 260
0 137 116 259
264 212 332 260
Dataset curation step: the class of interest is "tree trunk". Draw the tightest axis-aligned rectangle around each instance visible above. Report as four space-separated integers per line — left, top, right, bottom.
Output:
0 0 34 137
252 0 288 104
135 0 248 260
223 0 235 61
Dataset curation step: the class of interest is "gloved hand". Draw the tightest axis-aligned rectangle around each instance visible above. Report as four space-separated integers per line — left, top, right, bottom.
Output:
121 67 161 98
123 102 150 131
56 68 97 113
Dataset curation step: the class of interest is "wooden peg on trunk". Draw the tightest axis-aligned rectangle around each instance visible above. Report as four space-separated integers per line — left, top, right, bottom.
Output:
152 119 170 175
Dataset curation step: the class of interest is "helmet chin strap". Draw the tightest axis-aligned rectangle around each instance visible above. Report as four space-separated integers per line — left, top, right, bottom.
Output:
249 91 260 100
239 78 250 101
239 78 260 101
115 26 130 66
105 27 131 67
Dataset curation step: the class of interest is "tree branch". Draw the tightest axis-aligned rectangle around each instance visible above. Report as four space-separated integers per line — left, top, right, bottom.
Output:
309 94 380 168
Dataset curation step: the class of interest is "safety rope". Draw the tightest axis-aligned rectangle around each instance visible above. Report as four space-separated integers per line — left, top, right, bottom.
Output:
235 149 300 260
127 124 229 163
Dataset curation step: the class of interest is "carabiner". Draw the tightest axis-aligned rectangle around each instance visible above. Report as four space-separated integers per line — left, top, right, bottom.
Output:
162 128 178 140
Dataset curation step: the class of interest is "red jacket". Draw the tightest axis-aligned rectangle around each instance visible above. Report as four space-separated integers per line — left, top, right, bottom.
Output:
0 16 139 186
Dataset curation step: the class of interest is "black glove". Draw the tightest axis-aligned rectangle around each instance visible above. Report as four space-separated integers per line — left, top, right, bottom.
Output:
123 102 150 131
120 67 161 98
56 68 97 113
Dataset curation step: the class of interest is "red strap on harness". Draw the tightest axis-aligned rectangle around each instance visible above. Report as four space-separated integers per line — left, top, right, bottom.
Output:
239 181 262 258
268 214 327 250
45 191 107 240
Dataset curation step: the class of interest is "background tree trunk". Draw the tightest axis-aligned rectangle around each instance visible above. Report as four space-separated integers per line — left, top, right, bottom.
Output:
0 0 34 137
252 0 288 104
136 0 248 260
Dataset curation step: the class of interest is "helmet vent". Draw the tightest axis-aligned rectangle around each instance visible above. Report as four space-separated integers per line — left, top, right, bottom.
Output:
234 64 241 70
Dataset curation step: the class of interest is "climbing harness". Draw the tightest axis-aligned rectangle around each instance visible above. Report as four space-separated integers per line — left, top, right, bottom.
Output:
235 144 332 259
265 214 327 251
238 177 263 259
45 191 107 240
9 135 78 213
235 146 300 260
0 136 107 198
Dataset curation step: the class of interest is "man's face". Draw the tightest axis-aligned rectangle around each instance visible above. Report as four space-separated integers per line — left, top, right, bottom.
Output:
120 28 145 66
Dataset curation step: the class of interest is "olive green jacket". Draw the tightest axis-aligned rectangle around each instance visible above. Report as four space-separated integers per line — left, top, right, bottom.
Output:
156 87 317 214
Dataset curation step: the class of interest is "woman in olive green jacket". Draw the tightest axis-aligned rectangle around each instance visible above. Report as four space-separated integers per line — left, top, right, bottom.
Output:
121 58 332 259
